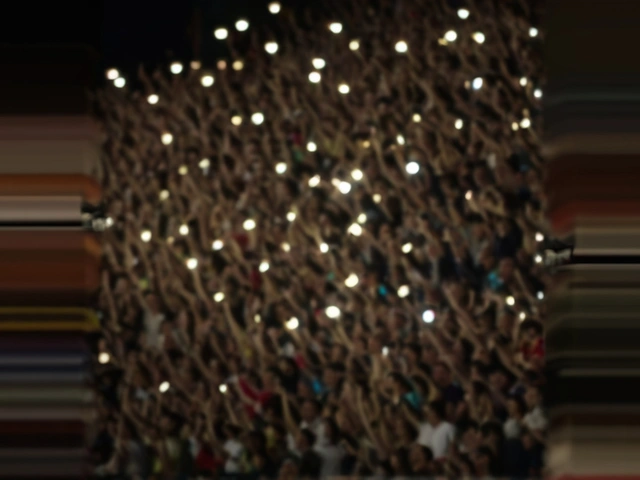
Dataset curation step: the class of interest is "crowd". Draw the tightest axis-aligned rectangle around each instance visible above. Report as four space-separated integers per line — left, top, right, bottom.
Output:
91 0 548 478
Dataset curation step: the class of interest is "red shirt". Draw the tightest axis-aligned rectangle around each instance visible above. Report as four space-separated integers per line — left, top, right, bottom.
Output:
522 338 544 361
239 378 273 418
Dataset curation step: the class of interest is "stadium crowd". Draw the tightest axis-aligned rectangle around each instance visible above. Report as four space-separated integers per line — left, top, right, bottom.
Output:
91 0 548 478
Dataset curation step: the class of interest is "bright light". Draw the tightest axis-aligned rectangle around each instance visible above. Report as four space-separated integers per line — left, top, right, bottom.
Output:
243 219 256 231
281 242 291 252
170 62 183 74
308 71 321 83
398 285 410 298
286 317 299 330
506 296 516 306
308 175 320 187
286 211 296 222
265 42 279 54
254 314 262 323
275 162 287 174
106 68 119 80
218 60 227 70
512 122 520 131
178 224 189 236
349 40 360 51
251 112 265 125
357 213 367 224
465 190 473 201
186 258 198 270
534 254 543 264
325 306 341 319
231 115 242 126
320 243 329 253
312 58 326 69
444 30 458 42
199 158 210 170
190 60 201 70
519 312 526 321
534 88 542 99
159 381 170 393
159 190 170 201
114 77 126 88
98 352 110 364
268 2 281 14
178 165 188 176
455 119 464 130
212 240 224 251
201 75 214 87
520 118 531 129
537 291 544 300
348 223 362 236
406 162 420 175
457 8 470 19
472 32 485 44
422 310 435 323
161 133 173 145
345 273 359 288
382 346 389 357
402 243 413 254
397 134 405 145
232 60 244 71
259 261 270 273
412 113 422 122
219 384 228 394
307 141 317 152
529 27 539 38
105 217 114 228
472 77 483 90
395 41 408 53
338 181 352 194
338 83 350 94
520 77 528 87
214 292 225 303
351 169 363 181
535 232 544 242
373 194 382 203
235 19 249 31
329 22 343 34
147 94 159 105
214 28 228 40
362 140 370 149
141 230 152 243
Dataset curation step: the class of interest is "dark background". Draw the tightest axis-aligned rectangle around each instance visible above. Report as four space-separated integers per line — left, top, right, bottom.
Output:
0 0 295 82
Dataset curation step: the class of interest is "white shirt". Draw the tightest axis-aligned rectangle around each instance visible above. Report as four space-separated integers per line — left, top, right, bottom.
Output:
144 310 165 349
523 406 547 431
287 418 326 451
314 443 345 477
223 439 244 473
418 421 455 458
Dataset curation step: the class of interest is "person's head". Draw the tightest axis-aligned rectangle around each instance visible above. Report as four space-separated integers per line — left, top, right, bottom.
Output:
389 372 413 396
432 362 452 388
480 421 504 450
263 366 281 390
425 399 447 426
296 428 316 451
506 394 527 419
403 343 421 366
300 399 321 423
488 367 510 394
323 362 345 389
498 257 515 281
394 416 418 443
144 292 159 313
521 427 537 450
457 419 480 451
473 445 495 474
277 457 299 480
323 416 341 445
409 443 433 472
524 386 542 410
389 447 411 475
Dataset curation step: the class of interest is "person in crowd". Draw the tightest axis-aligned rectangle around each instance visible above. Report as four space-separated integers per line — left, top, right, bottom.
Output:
92 0 547 477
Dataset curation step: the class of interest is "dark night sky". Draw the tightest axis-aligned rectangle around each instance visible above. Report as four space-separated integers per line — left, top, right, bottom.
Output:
1 0 289 78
